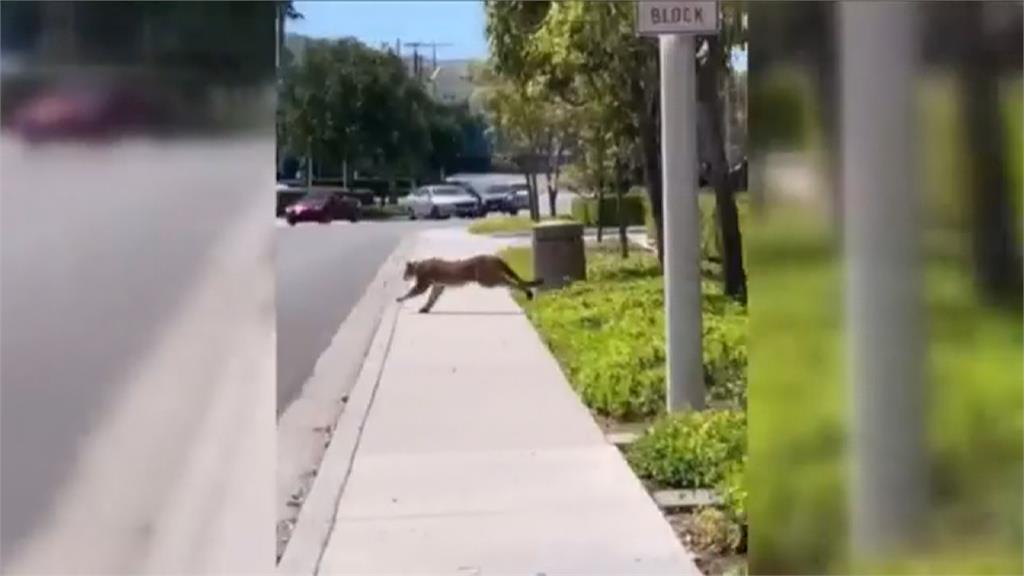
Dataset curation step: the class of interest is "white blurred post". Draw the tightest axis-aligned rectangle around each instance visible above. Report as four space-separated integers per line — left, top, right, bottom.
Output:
660 34 705 412
840 1 925 559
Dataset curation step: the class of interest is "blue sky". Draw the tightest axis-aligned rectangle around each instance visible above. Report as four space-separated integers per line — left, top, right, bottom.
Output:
289 0 747 71
289 1 488 60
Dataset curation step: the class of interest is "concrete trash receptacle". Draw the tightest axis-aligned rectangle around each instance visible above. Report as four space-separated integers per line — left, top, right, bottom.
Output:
532 220 586 291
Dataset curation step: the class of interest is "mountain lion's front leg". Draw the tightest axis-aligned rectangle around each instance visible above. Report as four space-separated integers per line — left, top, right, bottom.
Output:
397 280 430 303
419 285 446 313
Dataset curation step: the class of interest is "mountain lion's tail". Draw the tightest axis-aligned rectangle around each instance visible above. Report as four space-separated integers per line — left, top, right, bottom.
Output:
497 258 543 288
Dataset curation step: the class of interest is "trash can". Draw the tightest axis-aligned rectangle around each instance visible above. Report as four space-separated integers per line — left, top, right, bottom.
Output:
532 220 586 291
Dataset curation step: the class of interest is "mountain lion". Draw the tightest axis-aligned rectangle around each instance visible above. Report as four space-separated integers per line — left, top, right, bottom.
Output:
396 255 543 313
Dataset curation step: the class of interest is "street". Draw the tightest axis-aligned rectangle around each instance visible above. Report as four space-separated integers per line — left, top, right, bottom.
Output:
276 218 436 415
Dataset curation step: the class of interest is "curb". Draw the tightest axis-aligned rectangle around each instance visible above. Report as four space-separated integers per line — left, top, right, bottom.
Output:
277 250 407 575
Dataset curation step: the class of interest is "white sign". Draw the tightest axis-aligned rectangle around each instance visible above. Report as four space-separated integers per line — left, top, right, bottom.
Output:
636 1 719 36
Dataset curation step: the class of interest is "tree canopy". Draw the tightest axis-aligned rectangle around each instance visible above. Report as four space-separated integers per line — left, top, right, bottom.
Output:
278 36 487 183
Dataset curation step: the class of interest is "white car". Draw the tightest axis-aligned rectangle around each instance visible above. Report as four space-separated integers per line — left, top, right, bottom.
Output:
401 185 482 220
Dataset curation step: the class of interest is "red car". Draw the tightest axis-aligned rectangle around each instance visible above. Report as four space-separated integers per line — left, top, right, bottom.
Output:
11 84 164 143
284 191 361 225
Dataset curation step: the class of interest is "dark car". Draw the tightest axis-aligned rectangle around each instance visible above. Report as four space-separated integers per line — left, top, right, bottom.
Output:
479 183 520 215
12 84 165 143
284 190 361 225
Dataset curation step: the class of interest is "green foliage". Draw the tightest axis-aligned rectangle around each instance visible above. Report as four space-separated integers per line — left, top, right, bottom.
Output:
747 207 1023 574
627 410 746 489
690 507 746 556
719 455 748 523
748 67 812 151
278 37 482 181
570 193 647 227
501 245 748 420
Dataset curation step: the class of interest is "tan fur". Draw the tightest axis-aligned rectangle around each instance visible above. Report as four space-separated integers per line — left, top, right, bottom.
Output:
396 255 542 313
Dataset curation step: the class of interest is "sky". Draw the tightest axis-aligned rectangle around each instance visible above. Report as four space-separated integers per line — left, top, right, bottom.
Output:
289 1 489 61
289 0 747 71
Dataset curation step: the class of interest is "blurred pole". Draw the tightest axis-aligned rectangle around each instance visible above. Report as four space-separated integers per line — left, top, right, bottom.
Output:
660 33 705 412
306 139 313 190
840 1 926 560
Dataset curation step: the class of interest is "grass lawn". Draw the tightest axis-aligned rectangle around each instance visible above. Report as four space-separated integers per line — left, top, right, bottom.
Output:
467 215 570 235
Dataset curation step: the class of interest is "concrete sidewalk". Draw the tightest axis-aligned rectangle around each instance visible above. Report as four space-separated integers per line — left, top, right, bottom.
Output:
314 229 698 575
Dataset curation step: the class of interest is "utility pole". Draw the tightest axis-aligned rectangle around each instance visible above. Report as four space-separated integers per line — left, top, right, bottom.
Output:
405 41 452 87
637 1 719 412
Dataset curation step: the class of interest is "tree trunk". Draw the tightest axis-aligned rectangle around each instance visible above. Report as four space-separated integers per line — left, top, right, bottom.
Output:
633 59 664 265
959 3 1023 309
699 38 747 303
616 160 629 258
547 139 563 217
596 169 606 243
813 3 842 242
533 172 542 221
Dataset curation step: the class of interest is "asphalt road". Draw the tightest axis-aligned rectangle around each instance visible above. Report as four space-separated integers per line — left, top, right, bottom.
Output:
276 217 453 416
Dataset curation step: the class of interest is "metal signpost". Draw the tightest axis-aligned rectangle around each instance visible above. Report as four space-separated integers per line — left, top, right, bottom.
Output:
637 1 718 412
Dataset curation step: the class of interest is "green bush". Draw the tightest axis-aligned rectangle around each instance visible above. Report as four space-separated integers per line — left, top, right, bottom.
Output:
749 67 815 151
571 192 646 227
718 455 748 524
627 409 746 490
501 245 748 420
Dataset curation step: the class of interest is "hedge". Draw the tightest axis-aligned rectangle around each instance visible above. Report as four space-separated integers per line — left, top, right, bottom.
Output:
571 192 646 227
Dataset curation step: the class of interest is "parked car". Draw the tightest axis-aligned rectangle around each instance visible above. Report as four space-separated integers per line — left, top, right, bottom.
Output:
12 83 166 143
284 190 361 225
478 183 521 215
445 179 487 216
507 183 531 211
276 182 306 216
401 185 481 219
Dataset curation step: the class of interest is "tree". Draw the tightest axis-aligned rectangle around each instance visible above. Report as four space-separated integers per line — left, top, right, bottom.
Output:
698 3 748 302
954 2 1023 309
478 73 550 221
486 0 749 298
279 37 444 190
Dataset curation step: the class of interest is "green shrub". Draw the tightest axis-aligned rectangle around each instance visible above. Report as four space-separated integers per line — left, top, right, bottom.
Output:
501 246 748 420
690 507 746 556
718 455 748 524
627 409 746 489
571 192 646 227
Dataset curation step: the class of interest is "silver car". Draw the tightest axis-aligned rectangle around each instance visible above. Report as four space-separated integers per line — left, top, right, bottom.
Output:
401 185 481 220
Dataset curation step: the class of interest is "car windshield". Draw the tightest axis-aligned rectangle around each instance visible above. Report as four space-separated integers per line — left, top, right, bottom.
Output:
483 185 510 196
